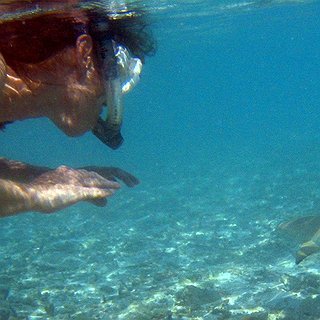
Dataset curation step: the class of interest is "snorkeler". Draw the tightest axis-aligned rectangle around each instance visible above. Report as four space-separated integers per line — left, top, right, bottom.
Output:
0 1 155 216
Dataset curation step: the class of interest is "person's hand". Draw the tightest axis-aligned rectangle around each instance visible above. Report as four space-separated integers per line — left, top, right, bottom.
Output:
81 166 140 187
29 166 120 213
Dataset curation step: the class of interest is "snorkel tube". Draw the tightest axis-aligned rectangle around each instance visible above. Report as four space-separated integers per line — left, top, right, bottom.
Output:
93 79 124 150
92 1 143 149
93 40 142 149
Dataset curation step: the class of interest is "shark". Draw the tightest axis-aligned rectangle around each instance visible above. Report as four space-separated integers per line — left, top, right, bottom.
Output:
279 215 320 264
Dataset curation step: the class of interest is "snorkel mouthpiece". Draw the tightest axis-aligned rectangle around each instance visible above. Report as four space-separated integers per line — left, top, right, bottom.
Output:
92 39 142 149
92 117 124 149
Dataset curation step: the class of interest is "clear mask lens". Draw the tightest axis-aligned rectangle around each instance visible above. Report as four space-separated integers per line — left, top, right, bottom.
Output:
114 42 142 93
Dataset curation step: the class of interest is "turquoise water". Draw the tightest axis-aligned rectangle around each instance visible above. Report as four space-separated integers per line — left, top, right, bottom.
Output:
1 0 320 319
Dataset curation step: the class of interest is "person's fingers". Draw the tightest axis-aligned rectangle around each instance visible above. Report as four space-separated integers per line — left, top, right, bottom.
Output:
40 186 114 213
82 186 116 199
55 167 120 189
80 167 140 187
108 168 140 187
123 173 140 187
115 172 139 186
79 170 121 189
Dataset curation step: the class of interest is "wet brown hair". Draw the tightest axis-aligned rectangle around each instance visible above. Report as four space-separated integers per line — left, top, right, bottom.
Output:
0 5 156 129
0 13 85 65
0 8 155 66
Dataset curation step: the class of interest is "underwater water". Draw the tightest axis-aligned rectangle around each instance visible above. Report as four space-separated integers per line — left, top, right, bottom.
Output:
1 0 320 319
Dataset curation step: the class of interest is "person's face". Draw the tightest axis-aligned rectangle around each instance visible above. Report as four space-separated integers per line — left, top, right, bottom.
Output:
50 34 106 137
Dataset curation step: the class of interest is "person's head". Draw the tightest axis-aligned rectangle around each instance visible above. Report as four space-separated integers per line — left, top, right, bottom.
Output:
0 2 155 138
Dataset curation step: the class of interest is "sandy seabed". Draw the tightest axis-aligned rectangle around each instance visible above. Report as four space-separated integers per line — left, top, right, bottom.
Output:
1 153 320 320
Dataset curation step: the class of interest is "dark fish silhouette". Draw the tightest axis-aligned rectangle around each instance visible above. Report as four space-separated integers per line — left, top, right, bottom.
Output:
279 216 320 264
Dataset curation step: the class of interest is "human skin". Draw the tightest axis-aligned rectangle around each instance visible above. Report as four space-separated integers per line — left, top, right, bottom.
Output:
0 34 104 135
0 158 140 216
0 33 136 217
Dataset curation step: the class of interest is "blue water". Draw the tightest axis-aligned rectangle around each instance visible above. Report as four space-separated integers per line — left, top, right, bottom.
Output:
1 1 320 319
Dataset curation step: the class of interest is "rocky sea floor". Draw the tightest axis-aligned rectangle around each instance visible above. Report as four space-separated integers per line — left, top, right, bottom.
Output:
1 152 320 319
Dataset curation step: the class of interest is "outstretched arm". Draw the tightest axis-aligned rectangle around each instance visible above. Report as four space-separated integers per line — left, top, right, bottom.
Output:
0 179 33 216
0 158 139 217
0 158 49 183
0 158 139 186
0 164 119 217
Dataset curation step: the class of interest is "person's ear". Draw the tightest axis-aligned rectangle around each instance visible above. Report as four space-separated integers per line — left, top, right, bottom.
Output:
76 34 95 79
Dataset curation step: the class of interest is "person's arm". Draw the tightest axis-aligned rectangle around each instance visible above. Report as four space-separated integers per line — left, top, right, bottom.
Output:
0 158 49 183
0 158 140 186
0 179 33 216
0 158 139 217
0 165 120 216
